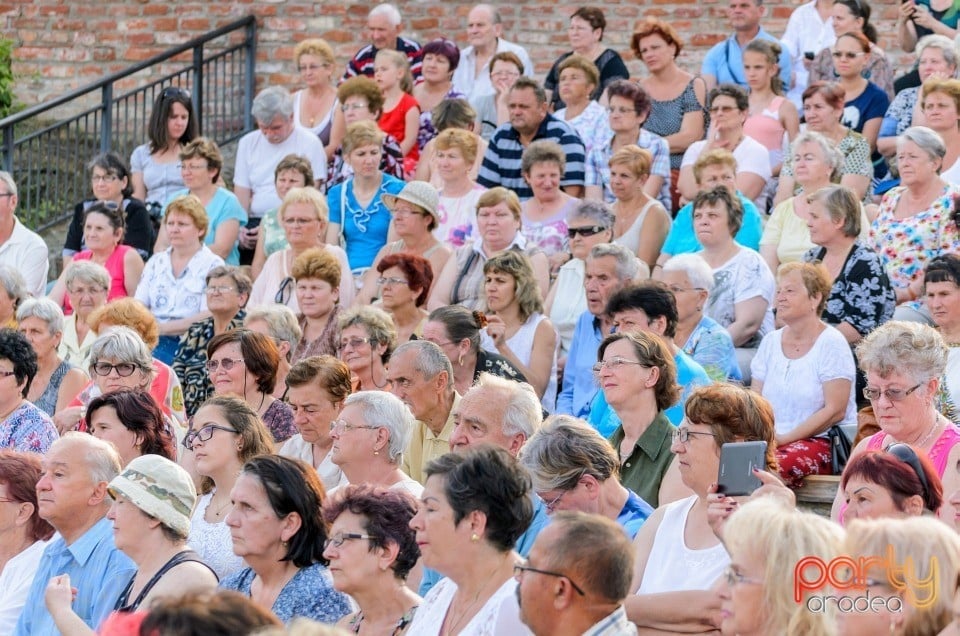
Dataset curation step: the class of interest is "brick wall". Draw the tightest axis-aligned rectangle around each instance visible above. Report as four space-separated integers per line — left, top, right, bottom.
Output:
0 0 911 109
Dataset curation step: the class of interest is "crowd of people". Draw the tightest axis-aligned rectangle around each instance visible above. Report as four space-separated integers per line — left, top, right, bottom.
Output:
1 0 960 633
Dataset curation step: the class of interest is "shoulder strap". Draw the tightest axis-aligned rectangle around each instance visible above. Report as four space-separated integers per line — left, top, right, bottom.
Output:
451 249 480 305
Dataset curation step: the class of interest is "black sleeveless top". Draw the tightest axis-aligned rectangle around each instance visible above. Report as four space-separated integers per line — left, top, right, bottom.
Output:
114 549 217 612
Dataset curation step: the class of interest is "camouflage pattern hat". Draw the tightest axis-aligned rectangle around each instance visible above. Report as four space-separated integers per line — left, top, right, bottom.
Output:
108 454 196 537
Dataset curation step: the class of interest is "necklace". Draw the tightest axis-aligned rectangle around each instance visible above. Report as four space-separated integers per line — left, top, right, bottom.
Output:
208 494 232 519
911 418 942 450
442 557 509 636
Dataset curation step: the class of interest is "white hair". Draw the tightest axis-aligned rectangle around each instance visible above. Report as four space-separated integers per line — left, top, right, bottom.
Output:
344 390 414 463
663 253 715 292
369 3 402 26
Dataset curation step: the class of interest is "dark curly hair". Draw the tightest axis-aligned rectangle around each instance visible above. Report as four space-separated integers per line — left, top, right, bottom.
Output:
0 328 37 398
84 389 176 461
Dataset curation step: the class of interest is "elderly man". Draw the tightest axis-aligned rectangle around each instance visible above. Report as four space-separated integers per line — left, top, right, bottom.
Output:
557 243 641 419
388 341 459 485
343 3 423 82
521 416 652 538
452 4 534 101
517 512 637 636
700 0 791 91
477 77 586 200
233 86 327 264
14 433 135 635
0 172 48 298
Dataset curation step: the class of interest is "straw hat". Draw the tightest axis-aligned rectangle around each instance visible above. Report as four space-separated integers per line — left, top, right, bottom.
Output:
382 181 440 226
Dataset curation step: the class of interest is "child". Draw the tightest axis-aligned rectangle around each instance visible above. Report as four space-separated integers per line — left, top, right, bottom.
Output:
375 49 421 176
743 39 799 178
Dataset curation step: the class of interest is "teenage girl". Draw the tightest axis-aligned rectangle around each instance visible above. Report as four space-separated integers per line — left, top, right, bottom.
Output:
743 39 799 178
375 49 421 176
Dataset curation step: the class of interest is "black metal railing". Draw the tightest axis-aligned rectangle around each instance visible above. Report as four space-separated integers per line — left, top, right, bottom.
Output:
0 15 257 231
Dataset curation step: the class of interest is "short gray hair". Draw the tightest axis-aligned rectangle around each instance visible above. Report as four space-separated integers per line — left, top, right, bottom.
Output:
64 261 110 291
16 297 64 335
856 321 947 383
369 3 402 26
244 305 302 353
568 200 615 228
0 265 26 304
344 390 414 463
252 86 294 125
520 415 618 492
898 126 947 164
394 340 454 385
916 34 959 72
587 243 641 283
474 372 542 438
57 431 122 485
662 253 715 292
791 131 843 182
0 171 17 198
88 326 154 376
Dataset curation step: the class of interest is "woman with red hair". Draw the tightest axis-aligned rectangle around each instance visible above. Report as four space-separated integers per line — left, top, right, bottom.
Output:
376 253 433 343
841 444 943 524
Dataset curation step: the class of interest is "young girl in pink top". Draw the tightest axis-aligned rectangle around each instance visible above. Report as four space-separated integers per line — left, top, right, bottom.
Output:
743 39 799 178
375 49 421 175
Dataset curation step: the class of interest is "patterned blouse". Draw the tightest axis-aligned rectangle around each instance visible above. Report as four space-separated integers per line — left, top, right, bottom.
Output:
292 306 341 365
781 129 872 183
172 311 246 417
220 563 352 625
263 399 297 444
417 87 466 151
0 402 57 454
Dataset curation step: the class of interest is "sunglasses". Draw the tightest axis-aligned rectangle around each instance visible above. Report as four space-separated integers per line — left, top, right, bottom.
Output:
161 86 192 100
885 443 931 504
567 225 608 238
205 357 244 373
275 276 294 304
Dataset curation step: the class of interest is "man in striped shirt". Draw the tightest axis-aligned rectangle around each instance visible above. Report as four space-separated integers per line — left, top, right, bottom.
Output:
477 77 586 199
342 3 423 82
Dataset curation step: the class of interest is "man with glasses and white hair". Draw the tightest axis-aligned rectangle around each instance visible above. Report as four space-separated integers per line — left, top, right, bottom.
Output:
343 3 423 82
14 433 135 635
452 4 534 101
0 171 48 298
233 86 326 265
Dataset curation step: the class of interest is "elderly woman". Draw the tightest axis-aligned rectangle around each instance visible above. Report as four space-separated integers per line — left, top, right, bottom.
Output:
63 152 153 265
413 38 465 150
520 141 578 274
751 262 858 487
322 484 421 634
841 516 960 635
0 329 58 454
220 455 352 624
292 39 340 152
330 391 420 496
554 54 610 157
431 128 487 247
376 253 433 343
357 180 449 306
207 329 295 443
16 299 87 417
0 451 54 633
57 261 110 366
430 187 549 311
718 497 843 636
920 79 960 181
244 305 301 400
290 247 342 364
250 155 314 280
608 146 671 270
803 184 895 346
281 355 350 492
49 202 143 313
187 395 274 580
173 265 250 417
152 137 247 265
0 266 25 330
338 306 397 393
761 132 844 273
775 81 873 205
44 454 219 633
422 305 526 396
545 201 615 358
926 255 960 407
135 194 225 363
871 126 960 322
626 383 777 631
407 446 533 635
662 254 740 381
544 7 629 111
86 389 176 466
831 321 960 521
678 85 771 207
249 187 353 312
841 445 943 523
480 251 558 409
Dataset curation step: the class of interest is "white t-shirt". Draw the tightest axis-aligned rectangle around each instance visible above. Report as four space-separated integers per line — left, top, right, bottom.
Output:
941 158 960 186
233 126 327 217
704 247 775 347
752 325 858 436
407 577 532 636
0 218 49 298
0 538 49 634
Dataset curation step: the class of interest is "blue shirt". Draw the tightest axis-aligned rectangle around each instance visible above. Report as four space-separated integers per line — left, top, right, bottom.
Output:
588 349 711 437
556 311 605 418
682 315 742 382
701 29 792 90
168 187 248 265
15 517 136 635
618 490 654 540
327 174 404 271
661 192 763 256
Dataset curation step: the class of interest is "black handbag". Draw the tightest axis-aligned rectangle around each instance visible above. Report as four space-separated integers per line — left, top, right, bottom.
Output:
827 425 853 474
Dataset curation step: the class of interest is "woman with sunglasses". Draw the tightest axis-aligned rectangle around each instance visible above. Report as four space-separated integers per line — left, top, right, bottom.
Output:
205 329 295 444
831 321 960 522
337 306 397 393
248 187 353 312
809 0 894 99
186 395 274 580
130 86 197 223
841 444 943 523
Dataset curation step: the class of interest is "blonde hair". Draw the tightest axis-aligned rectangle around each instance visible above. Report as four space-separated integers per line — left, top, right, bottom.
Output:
609 145 652 178
164 194 209 240
294 38 335 67
279 187 328 225
342 120 385 155
435 128 479 164
557 53 600 90
375 49 413 94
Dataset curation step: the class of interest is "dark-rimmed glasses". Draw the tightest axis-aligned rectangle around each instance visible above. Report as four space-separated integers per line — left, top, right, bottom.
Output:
275 276 294 304
323 532 377 550
672 427 718 445
92 361 138 377
567 225 607 238
514 562 586 595
184 424 238 450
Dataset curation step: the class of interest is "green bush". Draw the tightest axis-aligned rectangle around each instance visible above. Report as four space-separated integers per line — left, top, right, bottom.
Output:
0 37 21 119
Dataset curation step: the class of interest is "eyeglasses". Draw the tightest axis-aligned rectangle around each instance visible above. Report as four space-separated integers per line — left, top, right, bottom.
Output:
567 225 608 238
180 163 209 172
341 102 369 112
275 276 295 304
184 423 238 450
323 532 377 550
205 357 244 373
666 284 704 294
91 174 119 183
377 276 409 287
671 426 719 445
723 566 764 587
863 383 923 403
281 216 317 226
205 285 236 295
885 443 931 501
831 51 863 60
392 207 425 218
339 336 371 350
591 357 646 375
298 63 330 72
514 562 586 596
92 361 138 377
330 419 380 434
161 86 191 100
540 489 569 513
68 286 107 296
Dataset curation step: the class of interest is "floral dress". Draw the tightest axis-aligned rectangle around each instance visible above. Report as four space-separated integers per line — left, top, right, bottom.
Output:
172 311 246 417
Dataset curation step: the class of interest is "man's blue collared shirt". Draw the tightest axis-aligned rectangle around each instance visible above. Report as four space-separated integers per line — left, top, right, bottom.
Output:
701 29 792 90
556 311 604 418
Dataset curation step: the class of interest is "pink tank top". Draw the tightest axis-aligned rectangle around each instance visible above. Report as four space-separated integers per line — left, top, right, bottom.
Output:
744 96 787 158
63 245 133 315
